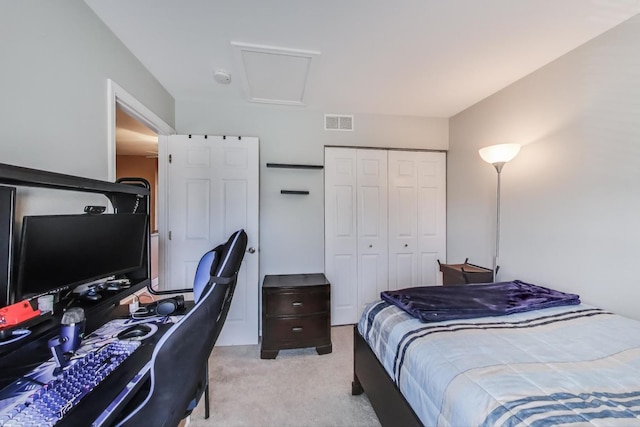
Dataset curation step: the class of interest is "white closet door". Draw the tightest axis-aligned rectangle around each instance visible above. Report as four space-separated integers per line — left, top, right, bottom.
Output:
388 151 446 289
388 151 419 290
417 152 447 285
325 148 358 325
356 149 388 314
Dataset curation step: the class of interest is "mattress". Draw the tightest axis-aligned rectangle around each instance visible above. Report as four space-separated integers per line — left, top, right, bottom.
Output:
358 300 640 426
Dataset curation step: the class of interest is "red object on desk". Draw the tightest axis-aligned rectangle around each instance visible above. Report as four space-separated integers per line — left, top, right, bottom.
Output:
0 300 41 329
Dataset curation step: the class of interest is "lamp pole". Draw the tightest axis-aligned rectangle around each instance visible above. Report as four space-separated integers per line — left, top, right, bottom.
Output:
478 143 520 283
492 162 505 282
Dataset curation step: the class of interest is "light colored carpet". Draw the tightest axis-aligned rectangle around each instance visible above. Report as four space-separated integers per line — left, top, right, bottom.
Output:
188 325 381 427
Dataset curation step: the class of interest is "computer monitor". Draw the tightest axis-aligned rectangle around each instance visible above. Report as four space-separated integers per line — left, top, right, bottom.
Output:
0 186 16 307
15 213 148 300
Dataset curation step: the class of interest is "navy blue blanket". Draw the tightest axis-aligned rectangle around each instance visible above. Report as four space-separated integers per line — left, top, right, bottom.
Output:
380 280 580 322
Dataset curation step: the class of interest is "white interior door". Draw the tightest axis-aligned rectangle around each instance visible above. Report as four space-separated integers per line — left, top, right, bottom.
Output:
356 149 388 313
165 135 259 345
324 147 358 325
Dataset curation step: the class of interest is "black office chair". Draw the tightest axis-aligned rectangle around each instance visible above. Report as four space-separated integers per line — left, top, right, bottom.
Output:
188 228 248 419
116 229 247 427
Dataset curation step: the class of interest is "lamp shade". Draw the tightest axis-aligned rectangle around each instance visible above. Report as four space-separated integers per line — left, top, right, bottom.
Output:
478 144 520 165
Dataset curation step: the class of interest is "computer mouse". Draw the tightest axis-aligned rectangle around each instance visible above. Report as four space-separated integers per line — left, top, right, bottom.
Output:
117 324 152 340
83 292 101 301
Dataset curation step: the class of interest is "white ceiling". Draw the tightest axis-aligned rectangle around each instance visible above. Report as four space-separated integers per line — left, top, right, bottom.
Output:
87 0 640 118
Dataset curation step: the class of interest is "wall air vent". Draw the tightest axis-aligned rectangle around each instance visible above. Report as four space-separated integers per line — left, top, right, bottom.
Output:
324 114 354 131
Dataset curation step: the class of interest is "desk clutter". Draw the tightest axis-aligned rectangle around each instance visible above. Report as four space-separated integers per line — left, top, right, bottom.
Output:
0 227 247 426
0 163 248 427
0 316 174 426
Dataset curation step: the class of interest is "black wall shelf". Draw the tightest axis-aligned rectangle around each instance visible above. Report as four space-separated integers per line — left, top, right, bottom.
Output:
280 190 310 195
266 163 323 170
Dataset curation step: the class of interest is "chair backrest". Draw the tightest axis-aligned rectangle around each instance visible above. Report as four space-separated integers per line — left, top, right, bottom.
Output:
198 229 247 344
192 249 221 302
116 229 247 427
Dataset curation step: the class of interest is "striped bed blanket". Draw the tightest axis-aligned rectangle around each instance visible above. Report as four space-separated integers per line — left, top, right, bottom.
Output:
358 301 640 426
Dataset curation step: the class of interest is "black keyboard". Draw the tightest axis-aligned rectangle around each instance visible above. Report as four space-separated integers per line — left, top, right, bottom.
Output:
0 340 140 426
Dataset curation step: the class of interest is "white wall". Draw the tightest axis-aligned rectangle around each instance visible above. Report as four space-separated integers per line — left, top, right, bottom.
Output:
0 0 175 216
448 15 640 319
176 100 448 281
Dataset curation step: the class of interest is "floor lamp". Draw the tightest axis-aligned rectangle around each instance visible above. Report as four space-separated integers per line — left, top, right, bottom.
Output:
478 143 520 282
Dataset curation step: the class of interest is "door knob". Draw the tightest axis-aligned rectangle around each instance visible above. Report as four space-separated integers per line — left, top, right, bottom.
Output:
247 247 256 254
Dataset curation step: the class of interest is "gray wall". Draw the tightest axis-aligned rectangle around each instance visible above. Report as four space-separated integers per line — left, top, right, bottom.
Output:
176 100 448 281
448 15 640 319
0 0 175 216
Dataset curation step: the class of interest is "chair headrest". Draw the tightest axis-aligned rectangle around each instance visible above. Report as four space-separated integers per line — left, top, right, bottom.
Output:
213 229 247 278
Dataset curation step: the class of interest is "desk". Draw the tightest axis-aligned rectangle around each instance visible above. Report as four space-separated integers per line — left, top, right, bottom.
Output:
0 303 192 426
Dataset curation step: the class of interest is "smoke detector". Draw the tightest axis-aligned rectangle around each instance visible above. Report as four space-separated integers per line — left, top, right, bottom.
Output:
213 70 231 84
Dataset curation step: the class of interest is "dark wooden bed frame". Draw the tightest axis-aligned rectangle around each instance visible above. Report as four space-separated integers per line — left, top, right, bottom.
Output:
351 326 423 427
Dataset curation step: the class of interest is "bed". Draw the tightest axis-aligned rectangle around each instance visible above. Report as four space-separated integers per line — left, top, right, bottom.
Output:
352 281 640 426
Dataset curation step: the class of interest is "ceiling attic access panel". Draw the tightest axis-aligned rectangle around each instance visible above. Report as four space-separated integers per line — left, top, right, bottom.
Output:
231 42 320 106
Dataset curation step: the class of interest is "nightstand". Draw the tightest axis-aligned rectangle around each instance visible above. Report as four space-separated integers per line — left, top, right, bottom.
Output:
261 273 332 359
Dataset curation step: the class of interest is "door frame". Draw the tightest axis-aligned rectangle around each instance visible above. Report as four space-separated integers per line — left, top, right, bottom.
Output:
106 79 175 291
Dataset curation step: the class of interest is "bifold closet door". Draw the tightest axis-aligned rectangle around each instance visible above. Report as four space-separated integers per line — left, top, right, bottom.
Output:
325 148 358 325
355 149 388 317
325 148 388 325
388 151 446 289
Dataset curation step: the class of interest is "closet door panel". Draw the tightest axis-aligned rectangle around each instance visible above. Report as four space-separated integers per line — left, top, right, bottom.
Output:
331 253 357 319
388 152 419 289
420 252 439 285
417 153 447 285
359 254 382 307
391 253 416 290
325 148 358 325
356 150 388 313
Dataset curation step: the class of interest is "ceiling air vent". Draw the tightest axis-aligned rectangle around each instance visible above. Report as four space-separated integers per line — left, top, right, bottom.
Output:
324 114 354 131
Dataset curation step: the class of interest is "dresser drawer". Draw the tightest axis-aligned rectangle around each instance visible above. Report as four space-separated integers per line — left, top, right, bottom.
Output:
264 288 329 316
263 314 330 348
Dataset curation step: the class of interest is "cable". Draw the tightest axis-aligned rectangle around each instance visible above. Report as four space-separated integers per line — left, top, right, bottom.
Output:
0 329 31 346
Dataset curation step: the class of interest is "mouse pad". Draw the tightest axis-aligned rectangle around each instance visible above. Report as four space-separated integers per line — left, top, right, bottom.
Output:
0 315 183 418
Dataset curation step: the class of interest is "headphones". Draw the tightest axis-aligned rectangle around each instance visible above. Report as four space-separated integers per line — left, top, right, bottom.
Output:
135 295 185 317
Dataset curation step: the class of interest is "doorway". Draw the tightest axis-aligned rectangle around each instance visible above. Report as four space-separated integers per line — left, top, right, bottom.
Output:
107 79 175 291
115 105 159 286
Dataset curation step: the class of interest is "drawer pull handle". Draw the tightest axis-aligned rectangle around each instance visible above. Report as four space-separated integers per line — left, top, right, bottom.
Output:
292 302 303 307
292 327 303 332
